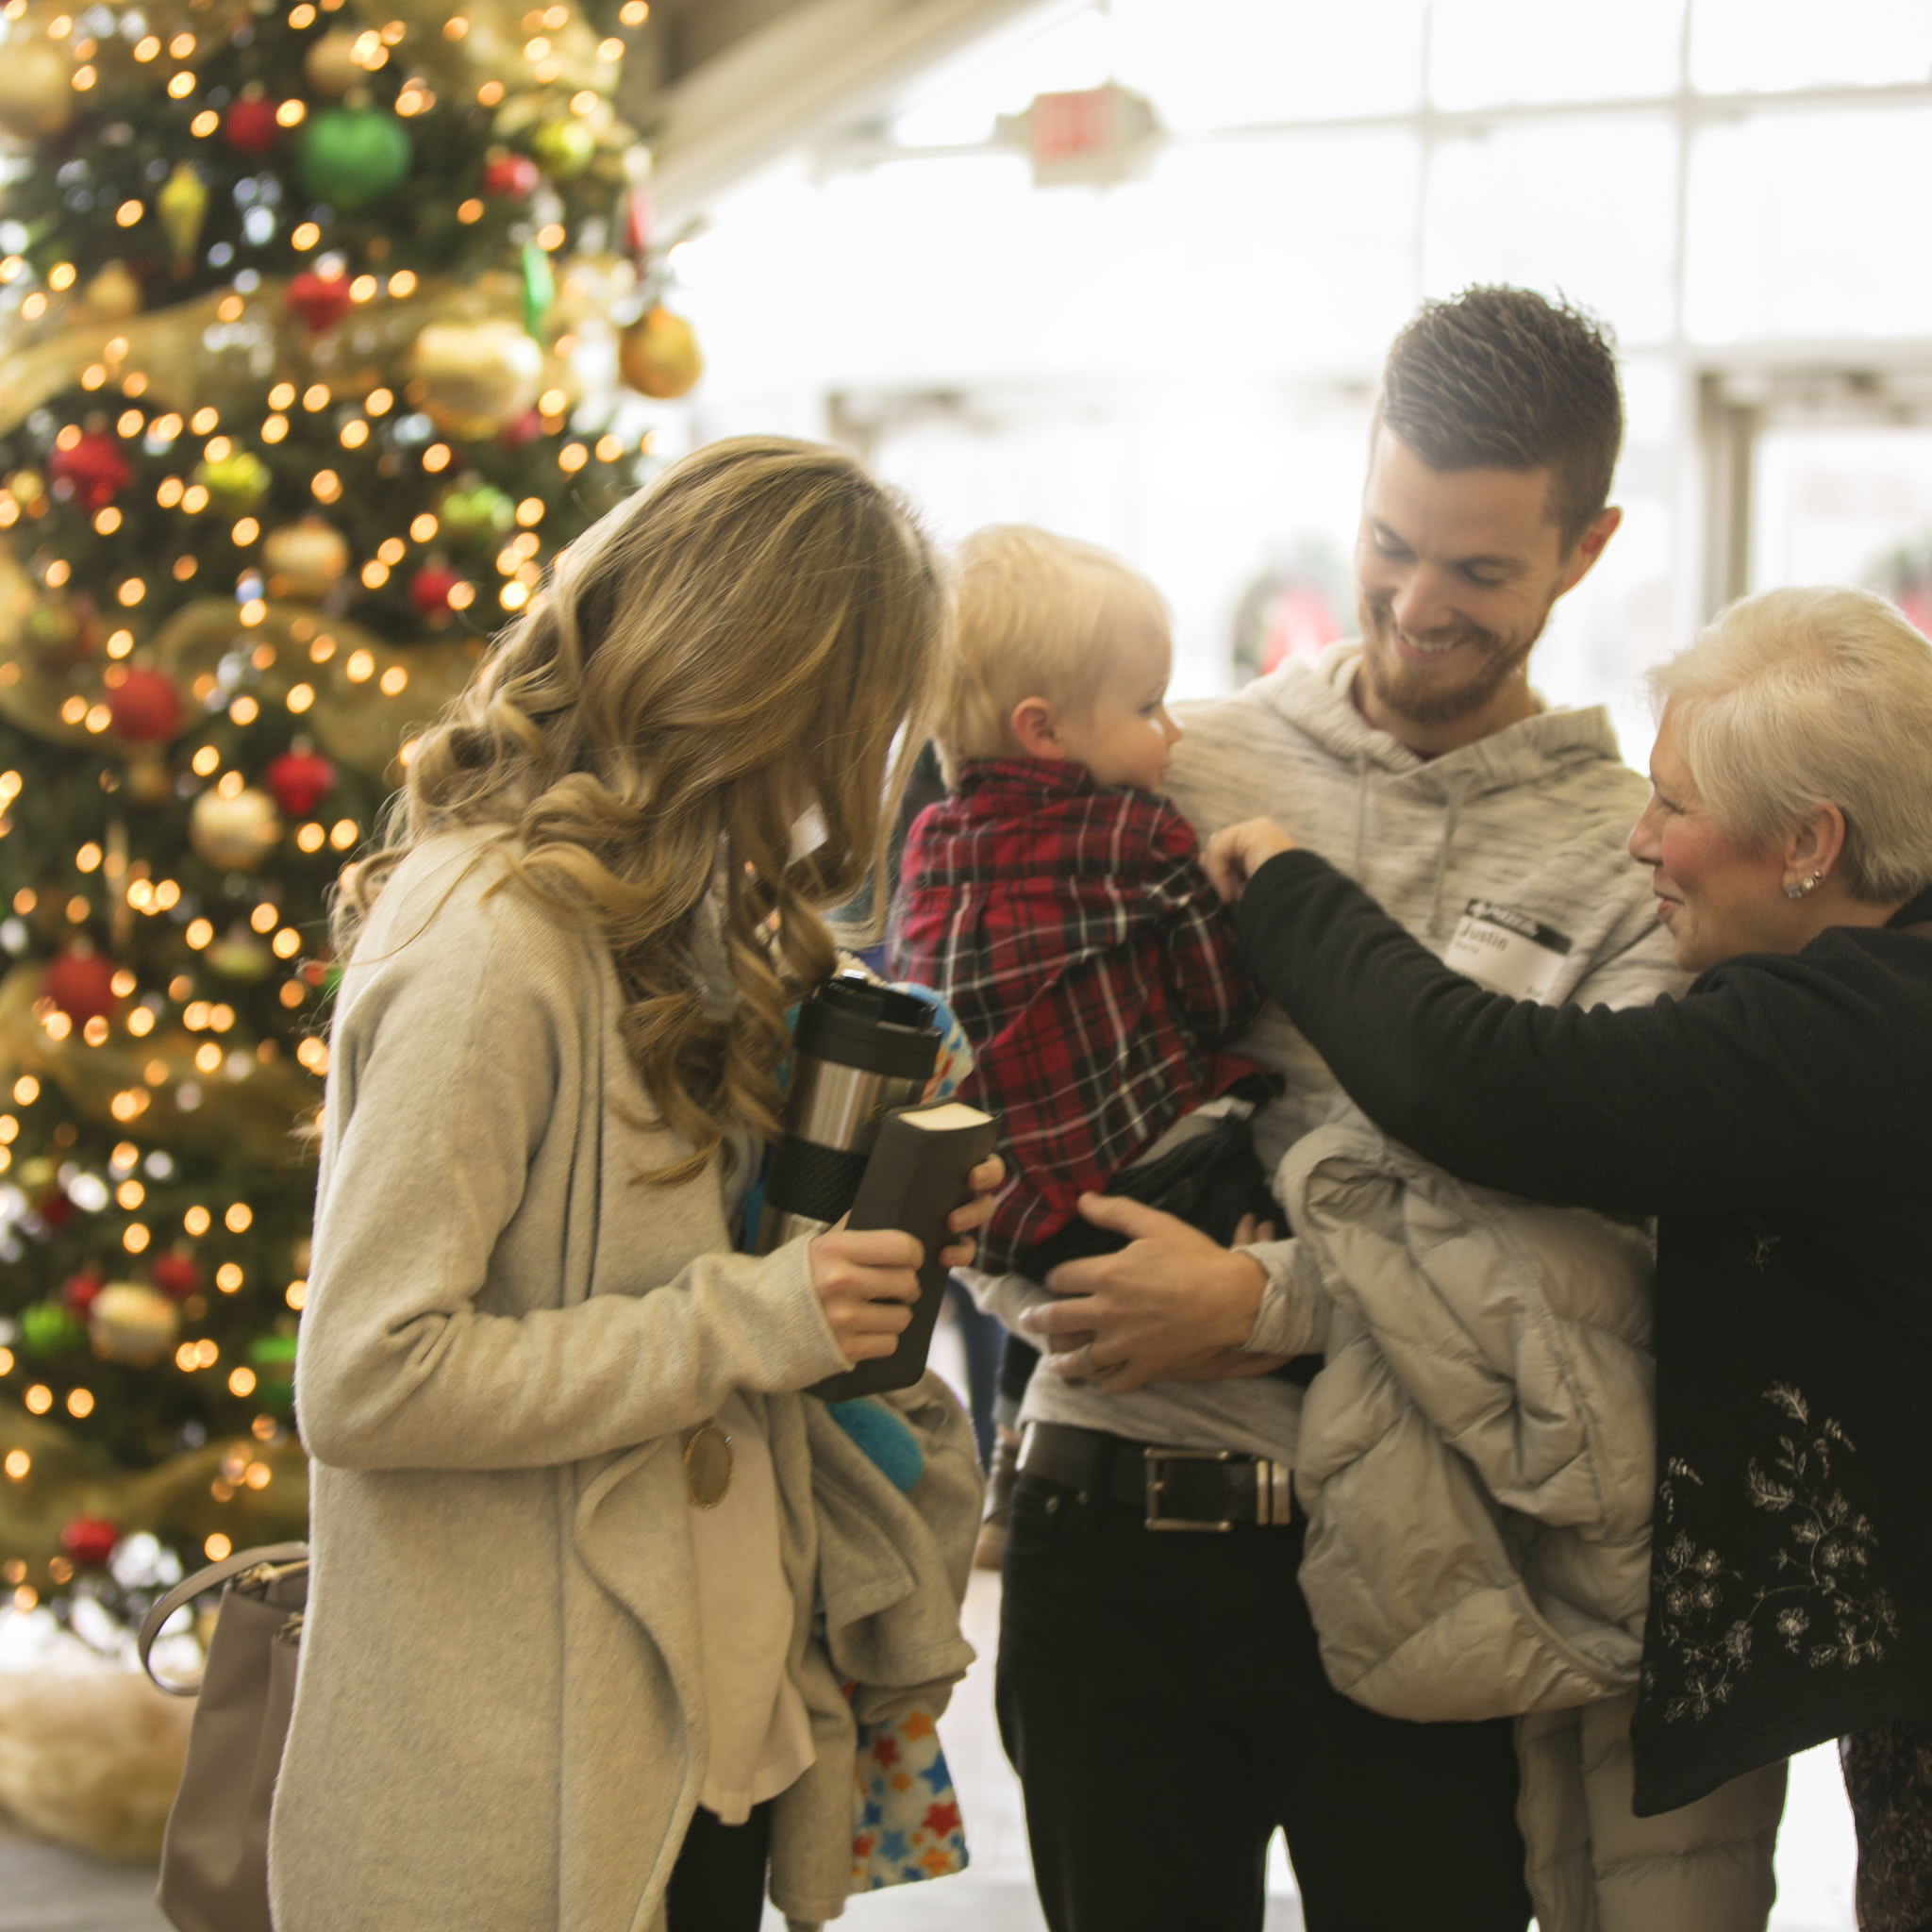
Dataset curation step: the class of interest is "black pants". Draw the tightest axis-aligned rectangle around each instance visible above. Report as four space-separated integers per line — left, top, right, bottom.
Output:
997 1474 1533 1932
665 1802 770 1932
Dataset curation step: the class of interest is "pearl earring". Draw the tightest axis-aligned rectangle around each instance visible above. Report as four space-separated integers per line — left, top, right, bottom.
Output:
1785 871 1824 900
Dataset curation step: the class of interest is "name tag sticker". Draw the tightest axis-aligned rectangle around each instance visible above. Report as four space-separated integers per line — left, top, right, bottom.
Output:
1441 899 1574 1003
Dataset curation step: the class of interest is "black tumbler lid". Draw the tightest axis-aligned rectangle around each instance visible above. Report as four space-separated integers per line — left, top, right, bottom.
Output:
794 974 938 1079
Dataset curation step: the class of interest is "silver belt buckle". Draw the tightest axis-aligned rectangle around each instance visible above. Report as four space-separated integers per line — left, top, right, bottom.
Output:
1142 1447 1293 1530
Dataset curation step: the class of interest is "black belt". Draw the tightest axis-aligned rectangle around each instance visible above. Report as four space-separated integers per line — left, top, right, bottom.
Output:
1016 1422 1295 1531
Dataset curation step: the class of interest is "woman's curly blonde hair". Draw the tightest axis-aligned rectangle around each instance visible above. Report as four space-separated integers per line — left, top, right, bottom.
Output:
336 435 942 1183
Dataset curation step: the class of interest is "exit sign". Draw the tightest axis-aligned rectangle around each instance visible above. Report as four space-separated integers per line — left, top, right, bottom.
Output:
1004 82 1159 188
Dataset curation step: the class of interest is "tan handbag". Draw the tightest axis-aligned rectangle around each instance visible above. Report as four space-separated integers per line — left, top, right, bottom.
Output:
138 1542 309 1932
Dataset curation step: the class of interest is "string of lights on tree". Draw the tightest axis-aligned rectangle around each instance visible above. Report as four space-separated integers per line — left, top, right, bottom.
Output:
0 0 701 1632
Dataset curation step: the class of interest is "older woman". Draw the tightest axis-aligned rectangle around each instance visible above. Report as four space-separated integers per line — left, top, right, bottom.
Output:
1206 586 1932 1929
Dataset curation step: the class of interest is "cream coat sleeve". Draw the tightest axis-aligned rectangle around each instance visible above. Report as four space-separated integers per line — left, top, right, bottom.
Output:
296 884 851 1473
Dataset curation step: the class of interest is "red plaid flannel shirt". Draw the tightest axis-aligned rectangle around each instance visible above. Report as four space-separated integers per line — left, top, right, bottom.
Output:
891 758 1262 1274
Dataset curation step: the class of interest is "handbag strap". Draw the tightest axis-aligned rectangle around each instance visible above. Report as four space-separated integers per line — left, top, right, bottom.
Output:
139 1541 310 1695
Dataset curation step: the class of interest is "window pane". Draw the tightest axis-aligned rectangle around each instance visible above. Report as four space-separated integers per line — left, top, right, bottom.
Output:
1685 108 1932 341
1149 131 1422 370
1112 0 1426 134
868 387 1376 699
1690 0 1932 93
1430 0 1685 109
1751 425 1932 598
1424 117 1678 344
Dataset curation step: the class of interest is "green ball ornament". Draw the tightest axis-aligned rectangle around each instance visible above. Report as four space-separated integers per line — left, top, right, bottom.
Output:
298 106 413 211
530 114 594 180
20 1300 88 1359
195 451 272 513
249 1334 299 1409
208 930 275 983
436 481 515 548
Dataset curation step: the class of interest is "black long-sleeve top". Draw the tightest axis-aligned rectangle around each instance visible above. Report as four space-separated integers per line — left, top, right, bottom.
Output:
1240 849 1932 1814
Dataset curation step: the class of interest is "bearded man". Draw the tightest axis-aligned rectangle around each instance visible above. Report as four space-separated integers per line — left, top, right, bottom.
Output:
980 287 1691 1932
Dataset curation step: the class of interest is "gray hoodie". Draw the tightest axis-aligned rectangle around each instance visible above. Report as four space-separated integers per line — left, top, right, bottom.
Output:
973 641 1688 1468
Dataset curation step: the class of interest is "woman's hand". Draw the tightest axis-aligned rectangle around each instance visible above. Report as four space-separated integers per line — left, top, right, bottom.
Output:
808 1220 923 1364
1203 818 1299 904
806 1156 1004 1363
937 1155 1006 1272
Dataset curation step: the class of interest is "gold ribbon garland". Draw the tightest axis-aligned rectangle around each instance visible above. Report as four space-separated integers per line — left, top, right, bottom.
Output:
0 963 322 1161
0 258 635 437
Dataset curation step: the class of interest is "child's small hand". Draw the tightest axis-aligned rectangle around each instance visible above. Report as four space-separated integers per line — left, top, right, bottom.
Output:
809 1220 922 1364
1203 818 1298 903
937 1155 1006 1272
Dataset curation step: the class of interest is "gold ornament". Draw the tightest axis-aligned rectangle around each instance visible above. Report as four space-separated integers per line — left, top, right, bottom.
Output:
304 28 362 96
406 319 543 440
618 307 704 401
190 786 282 872
125 755 173 807
88 1285 180 1367
530 114 595 180
0 42 75 141
263 517 350 601
158 166 209 271
81 261 142 324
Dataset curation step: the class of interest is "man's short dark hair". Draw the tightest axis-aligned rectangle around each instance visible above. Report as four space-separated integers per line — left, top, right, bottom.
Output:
1376 286 1623 553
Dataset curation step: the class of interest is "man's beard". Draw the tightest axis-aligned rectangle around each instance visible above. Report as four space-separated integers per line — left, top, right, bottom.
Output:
1357 594 1542 726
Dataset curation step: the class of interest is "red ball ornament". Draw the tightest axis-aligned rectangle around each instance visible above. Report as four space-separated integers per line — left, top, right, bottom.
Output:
286 270 354 335
33 1185 74 1229
40 946 118 1024
59 1271 102 1315
48 432 132 510
497 408 542 450
482 152 539 199
108 667 182 744
622 183 651 258
150 1253 202 1301
264 747 337 816
224 95 282 155
408 565 462 619
59 1517 120 1568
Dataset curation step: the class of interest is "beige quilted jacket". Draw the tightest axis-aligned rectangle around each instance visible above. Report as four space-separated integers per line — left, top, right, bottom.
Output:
1279 1116 1787 1932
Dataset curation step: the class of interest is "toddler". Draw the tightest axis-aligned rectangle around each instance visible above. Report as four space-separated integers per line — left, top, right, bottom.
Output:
893 523 1272 1300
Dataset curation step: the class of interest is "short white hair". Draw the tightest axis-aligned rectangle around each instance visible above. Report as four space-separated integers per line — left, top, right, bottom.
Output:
1648 586 1932 902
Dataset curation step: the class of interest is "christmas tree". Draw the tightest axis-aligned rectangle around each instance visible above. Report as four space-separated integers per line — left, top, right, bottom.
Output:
0 0 699 1635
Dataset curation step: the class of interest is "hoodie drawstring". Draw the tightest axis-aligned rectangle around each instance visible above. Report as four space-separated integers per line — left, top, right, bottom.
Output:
1351 751 1371 876
1428 781 1469 938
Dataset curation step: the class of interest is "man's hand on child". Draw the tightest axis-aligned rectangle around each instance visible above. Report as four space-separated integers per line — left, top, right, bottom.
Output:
939 1155 1006 1274
1203 817 1299 903
1018 1194 1270 1395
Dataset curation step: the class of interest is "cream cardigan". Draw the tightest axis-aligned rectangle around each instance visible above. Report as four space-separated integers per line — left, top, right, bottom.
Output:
269 830 981 1931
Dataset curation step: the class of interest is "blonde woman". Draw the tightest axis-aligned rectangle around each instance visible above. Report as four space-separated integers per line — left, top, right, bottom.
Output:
1203 588 1932 1928
269 439 1002 1932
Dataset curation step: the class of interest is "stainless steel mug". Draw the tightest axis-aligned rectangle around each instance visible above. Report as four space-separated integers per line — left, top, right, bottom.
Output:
755 975 941 1254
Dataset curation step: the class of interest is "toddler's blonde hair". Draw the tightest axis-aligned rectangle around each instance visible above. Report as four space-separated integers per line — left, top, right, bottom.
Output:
932 525 1168 779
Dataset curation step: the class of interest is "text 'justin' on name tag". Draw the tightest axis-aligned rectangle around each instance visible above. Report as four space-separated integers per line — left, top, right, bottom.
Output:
1441 899 1574 1003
